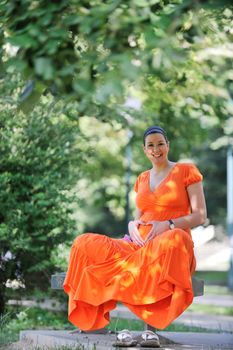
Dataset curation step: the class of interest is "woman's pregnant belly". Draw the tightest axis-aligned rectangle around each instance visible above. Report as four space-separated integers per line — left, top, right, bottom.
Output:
138 223 153 240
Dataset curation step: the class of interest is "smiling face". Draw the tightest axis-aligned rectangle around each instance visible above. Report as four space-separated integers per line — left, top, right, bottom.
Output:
143 133 169 165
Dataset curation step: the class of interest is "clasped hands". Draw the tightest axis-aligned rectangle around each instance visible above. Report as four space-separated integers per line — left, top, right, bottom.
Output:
128 219 168 247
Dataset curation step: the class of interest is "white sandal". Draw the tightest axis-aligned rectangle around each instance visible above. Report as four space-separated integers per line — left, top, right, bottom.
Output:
138 330 160 347
112 329 138 347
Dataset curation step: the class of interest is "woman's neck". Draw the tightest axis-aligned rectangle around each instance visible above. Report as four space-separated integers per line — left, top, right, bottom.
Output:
152 160 171 174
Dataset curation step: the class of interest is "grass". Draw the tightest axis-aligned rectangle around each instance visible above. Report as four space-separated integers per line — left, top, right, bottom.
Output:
107 317 220 333
0 305 225 348
203 284 233 295
0 314 194 350
0 308 73 346
195 270 228 286
2 281 232 349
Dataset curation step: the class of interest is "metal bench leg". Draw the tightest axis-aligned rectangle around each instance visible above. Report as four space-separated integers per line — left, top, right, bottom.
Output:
145 323 156 332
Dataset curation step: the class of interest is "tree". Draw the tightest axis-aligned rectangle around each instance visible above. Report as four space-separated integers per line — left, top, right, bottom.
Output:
0 74 84 314
1 0 232 115
1 0 233 312
129 4 233 225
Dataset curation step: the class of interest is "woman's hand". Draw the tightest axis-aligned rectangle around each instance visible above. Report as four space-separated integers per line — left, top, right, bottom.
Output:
145 220 169 243
128 220 145 247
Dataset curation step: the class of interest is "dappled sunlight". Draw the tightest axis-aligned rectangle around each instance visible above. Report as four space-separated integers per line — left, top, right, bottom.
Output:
1 0 231 338
114 257 141 277
64 163 199 330
174 230 187 248
158 179 180 203
147 261 162 276
90 288 98 297
137 165 192 224
113 252 122 259
141 309 155 319
119 273 135 290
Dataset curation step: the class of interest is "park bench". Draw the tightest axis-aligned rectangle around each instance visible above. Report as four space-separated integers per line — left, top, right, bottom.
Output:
51 272 204 296
51 272 204 332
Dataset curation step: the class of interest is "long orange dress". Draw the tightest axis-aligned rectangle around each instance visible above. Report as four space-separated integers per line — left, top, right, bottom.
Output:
63 163 203 330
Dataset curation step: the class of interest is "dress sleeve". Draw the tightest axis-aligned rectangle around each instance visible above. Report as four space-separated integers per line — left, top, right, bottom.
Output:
134 174 141 193
184 164 203 187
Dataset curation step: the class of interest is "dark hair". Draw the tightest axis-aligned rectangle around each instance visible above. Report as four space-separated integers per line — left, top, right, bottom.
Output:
143 126 168 145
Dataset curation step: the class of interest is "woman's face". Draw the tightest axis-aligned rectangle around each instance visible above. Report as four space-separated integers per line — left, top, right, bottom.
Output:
143 133 169 164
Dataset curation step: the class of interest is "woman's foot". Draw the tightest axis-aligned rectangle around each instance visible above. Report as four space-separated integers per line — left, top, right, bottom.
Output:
138 330 160 347
112 329 138 347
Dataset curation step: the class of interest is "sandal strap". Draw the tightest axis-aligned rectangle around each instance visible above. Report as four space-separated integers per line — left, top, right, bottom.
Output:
141 330 159 341
117 329 132 341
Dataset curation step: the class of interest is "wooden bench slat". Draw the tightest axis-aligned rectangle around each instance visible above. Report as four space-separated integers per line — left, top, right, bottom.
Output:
51 272 204 297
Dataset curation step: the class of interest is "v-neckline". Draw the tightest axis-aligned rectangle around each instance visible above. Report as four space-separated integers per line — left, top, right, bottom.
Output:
148 163 178 193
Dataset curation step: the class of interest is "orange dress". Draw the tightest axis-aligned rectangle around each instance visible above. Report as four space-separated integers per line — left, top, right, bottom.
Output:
63 163 203 330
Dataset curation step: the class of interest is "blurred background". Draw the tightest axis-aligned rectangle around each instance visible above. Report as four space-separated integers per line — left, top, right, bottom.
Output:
0 0 233 346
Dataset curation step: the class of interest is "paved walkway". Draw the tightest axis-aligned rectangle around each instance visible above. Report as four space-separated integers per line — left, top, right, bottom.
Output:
20 330 233 349
110 289 233 333
193 294 233 307
13 286 233 349
191 226 230 271
19 291 233 349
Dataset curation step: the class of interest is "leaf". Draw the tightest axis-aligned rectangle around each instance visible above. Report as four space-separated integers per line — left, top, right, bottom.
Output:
7 35 38 49
63 14 82 26
5 58 27 74
134 0 149 7
42 40 61 55
95 74 123 103
34 57 54 80
73 78 93 95
28 24 41 38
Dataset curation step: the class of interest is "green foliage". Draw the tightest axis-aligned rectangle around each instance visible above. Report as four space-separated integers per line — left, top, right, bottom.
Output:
125 5 233 225
0 305 225 347
193 138 227 226
0 74 85 314
72 117 128 236
1 0 232 117
0 0 233 317
0 308 84 348
195 271 228 286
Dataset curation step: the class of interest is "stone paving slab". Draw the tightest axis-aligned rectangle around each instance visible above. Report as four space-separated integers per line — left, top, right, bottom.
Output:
20 330 233 350
175 312 233 333
193 294 233 308
110 306 233 333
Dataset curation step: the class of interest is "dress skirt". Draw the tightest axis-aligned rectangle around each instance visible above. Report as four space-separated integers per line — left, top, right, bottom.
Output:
63 227 196 330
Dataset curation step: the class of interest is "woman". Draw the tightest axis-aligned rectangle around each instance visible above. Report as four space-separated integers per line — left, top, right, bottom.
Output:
63 126 207 347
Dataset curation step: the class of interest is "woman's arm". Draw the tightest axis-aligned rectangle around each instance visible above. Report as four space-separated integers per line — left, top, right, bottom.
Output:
172 181 207 229
134 207 142 220
145 181 207 242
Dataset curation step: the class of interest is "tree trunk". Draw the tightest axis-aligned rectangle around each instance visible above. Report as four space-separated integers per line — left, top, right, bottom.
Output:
0 285 6 315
